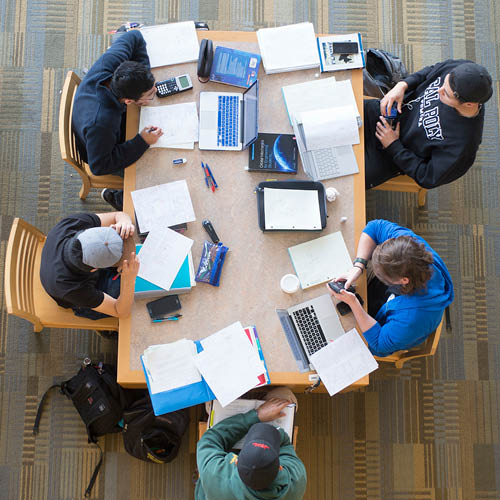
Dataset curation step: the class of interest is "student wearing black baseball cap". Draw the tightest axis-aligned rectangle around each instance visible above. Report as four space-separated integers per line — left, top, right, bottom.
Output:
196 395 307 500
364 59 493 189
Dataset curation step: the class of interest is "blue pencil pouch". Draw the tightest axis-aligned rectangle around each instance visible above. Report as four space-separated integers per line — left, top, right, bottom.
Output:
195 241 229 286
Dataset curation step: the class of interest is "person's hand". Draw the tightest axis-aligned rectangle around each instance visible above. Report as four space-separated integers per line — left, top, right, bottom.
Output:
332 267 363 290
379 81 407 115
328 285 359 306
111 221 135 239
120 252 140 280
140 126 163 145
257 398 291 422
375 117 400 148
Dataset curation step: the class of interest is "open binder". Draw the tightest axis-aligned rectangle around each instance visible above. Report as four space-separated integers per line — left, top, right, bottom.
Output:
256 180 327 231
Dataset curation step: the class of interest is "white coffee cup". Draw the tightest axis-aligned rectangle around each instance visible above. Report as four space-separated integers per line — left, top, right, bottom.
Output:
280 274 300 294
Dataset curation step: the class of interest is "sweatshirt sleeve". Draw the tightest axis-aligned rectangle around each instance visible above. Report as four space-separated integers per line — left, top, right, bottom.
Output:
100 30 150 71
197 410 260 476
363 316 413 356
277 428 308 497
363 219 415 244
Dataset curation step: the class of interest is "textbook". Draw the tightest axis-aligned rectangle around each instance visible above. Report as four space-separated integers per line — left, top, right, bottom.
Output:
247 133 298 174
210 46 261 88
317 32 365 73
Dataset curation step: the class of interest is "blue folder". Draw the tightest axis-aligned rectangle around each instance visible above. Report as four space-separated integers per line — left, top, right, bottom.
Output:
141 340 216 416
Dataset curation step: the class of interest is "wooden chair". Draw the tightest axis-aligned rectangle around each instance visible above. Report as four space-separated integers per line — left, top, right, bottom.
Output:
364 95 427 206
59 71 123 200
374 316 444 368
4 218 118 332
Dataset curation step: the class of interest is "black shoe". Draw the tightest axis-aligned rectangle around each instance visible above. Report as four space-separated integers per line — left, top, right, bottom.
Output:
95 330 118 340
101 189 123 211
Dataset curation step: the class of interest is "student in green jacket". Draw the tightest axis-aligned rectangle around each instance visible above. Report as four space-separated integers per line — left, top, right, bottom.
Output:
196 397 307 500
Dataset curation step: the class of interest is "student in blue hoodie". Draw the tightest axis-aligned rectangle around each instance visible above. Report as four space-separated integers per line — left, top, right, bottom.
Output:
327 219 454 357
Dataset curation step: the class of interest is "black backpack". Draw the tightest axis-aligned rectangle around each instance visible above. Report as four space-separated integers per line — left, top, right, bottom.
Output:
363 48 408 98
122 393 189 463
33 359 141 497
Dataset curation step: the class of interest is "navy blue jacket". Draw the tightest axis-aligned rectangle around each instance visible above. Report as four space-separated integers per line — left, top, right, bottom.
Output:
72 30 150 175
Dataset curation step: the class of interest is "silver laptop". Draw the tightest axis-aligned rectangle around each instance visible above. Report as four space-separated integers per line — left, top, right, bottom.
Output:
277 294 345 371
291 117 359 181
199 80 259 151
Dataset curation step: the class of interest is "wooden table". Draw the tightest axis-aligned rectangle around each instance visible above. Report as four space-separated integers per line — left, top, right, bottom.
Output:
118 31 368 392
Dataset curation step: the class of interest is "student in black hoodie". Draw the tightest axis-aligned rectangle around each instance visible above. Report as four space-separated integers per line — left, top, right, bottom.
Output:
72 30 163 209
364 59 493 189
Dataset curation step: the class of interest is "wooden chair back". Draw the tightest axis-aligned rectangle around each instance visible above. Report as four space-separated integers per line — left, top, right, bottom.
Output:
4 218 118 332
375 315 444 368
58 71 123 199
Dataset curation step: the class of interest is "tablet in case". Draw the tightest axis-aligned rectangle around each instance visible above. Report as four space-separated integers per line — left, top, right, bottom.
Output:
256 180 327 231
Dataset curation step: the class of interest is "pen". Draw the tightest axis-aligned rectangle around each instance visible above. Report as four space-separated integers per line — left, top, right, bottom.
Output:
201 162 209 188
205 163 218 189
112 272 121 281
202 162 215 192
152 314 183 323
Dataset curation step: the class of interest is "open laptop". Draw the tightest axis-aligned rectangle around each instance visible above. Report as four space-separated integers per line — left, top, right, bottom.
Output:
276 294 345 371
291 117 359 181
199 80 259 151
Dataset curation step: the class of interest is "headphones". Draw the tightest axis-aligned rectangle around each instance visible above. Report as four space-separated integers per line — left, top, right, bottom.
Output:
197 39 213 82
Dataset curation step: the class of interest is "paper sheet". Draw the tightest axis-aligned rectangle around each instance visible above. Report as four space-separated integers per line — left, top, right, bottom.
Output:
288 231 353 288
300 105 360 149
131 180 196 234
194 322 265 407
264 188 322 230
310 329 378 396
143 339 200 394
141 22 199 68
139 102 199 147
137 227 193 291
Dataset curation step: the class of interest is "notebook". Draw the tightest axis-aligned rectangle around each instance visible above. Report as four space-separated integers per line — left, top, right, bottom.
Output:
198 80 259 151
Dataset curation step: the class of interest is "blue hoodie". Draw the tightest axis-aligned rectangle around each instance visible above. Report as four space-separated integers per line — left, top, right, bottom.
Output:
362 220 454 356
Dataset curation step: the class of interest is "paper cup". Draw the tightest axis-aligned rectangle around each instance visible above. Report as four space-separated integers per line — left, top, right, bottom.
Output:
280 274 300 294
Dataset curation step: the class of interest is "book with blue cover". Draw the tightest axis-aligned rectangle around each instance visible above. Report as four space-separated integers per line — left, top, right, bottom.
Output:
247 133 298 174
210 46 261 88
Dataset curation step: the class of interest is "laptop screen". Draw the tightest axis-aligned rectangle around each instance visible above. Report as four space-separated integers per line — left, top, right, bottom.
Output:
241 80 259 150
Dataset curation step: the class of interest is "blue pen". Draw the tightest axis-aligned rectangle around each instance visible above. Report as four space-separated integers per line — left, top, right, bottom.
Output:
153 314 182 323
205 163 218 188
201 162 209 188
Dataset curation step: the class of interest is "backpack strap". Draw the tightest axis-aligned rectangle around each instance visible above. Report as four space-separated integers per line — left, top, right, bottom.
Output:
33 384 61 435
84 442 103 498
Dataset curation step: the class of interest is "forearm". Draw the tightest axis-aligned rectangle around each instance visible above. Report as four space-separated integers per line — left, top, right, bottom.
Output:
350 299 377 332
115 274 135 317
356 232 378 261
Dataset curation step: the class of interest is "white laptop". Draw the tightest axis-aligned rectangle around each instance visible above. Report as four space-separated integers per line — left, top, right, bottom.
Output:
277 294 345 370
199 80 259 151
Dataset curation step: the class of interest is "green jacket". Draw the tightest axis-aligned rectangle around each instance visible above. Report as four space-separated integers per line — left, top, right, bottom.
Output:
196 410 307 500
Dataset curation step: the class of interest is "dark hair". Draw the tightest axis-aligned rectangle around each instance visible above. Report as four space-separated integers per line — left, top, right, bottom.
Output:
110 61 155 100
372 236 434 294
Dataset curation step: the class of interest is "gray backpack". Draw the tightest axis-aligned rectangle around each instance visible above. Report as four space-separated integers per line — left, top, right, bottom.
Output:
363 48 408 98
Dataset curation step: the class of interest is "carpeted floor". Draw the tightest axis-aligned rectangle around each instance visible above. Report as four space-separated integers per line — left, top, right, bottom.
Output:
0 1 499 499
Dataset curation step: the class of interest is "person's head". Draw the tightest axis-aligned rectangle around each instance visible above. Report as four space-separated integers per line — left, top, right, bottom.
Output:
371 236 434 294
237 423 281 490
64 226 123 272
439 62 493 110
110 61 156 106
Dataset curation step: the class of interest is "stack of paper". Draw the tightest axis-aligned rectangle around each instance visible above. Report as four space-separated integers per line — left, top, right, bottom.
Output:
208 399 295 448
310 329 378 396
256 23 320 74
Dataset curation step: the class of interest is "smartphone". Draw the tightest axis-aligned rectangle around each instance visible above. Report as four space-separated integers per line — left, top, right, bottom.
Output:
146 295 181 320
331 42 359 54
335 293 365 316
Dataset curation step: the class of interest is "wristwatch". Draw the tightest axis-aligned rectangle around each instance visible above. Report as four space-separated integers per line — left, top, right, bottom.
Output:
353 257 368 272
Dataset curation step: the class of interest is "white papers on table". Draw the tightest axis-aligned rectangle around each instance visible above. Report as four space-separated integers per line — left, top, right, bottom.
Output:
141 22 199 68
137 227 193 291
288 231 353 289
300 105 360 149
139 102 199 147
264 188 322 230
131 180 196 233
256 22 320 74
143 340 200 394
310 329 378 396
208 399 295 448
194 321 265 407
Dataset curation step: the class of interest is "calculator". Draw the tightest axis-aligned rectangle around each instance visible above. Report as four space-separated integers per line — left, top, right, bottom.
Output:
155 74 193 98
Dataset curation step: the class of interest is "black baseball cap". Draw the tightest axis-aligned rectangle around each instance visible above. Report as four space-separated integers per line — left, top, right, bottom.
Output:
449 62 493 104
237 423 281 490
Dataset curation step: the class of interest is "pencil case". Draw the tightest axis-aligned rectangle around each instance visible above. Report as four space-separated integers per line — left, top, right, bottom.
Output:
195 241 229 286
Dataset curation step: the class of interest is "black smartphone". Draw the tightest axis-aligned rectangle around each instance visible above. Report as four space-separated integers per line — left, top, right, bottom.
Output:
146 295 181 320
335 293 365 316
331 42 359 54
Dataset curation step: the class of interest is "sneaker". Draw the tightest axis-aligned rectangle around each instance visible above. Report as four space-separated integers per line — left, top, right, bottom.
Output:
101 189 123 211
95 330 118 340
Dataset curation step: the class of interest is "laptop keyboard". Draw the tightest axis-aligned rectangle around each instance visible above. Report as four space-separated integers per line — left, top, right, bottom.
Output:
311 148 340 177
217 95 239 147
292 305 328 356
